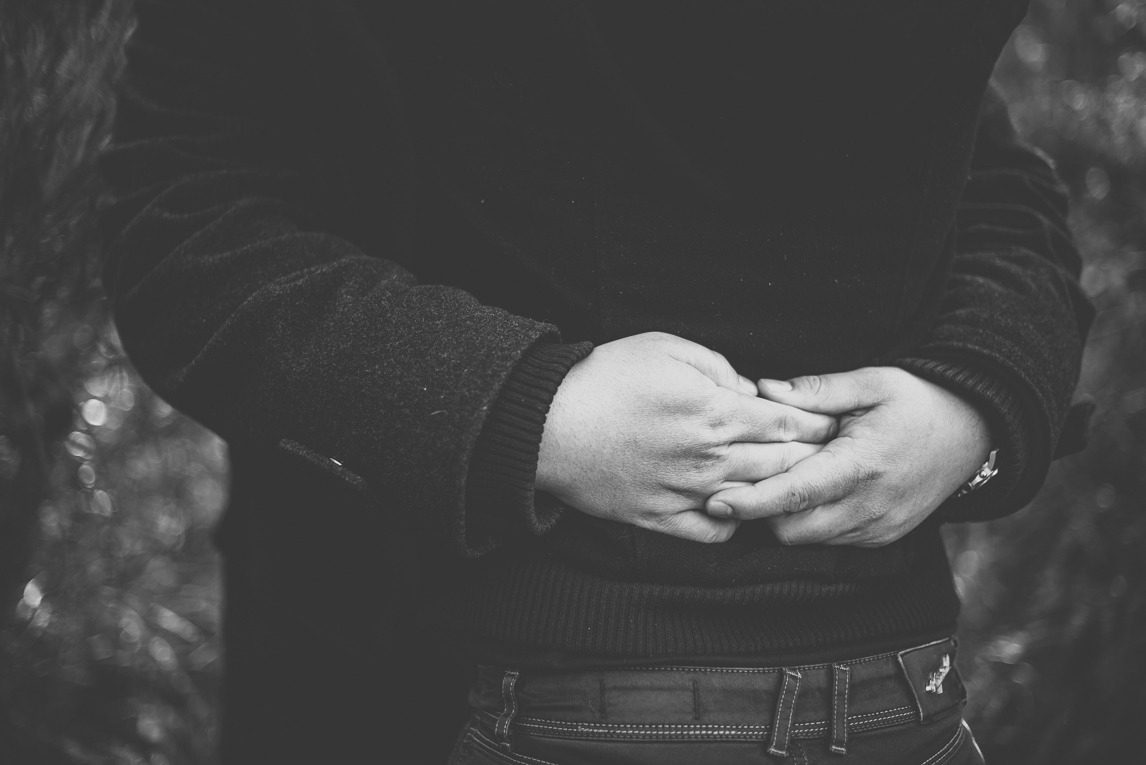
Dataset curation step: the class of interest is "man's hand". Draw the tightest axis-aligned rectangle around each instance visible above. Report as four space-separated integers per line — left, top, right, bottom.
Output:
705 367 992 547
536 333 838 544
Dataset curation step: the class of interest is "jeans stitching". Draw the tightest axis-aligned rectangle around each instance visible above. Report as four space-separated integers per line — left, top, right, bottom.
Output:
767 668 801 757
766 669 793 756
831 663 849 754
517 714 825 732
506 717 922 744
919 721 965 765
850 710 918 733
639 666 784 675
466 711 970 763
644 638 953 674
841 664 852 750
510 708 915 734
505 704 917 737
516 717 769 731
962 720 985 762
517 722 770 737
850 710 918 731
849 705 916 722
467 730 563 765
513 727 769 741
496 670 520 750
785 670 802 745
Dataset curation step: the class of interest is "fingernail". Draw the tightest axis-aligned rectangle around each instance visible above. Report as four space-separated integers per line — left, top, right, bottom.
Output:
738 375 757 394
759 379 793 393
708 502 732 518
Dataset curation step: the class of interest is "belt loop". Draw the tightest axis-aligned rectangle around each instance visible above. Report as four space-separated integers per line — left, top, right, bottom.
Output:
767 668 802 758
496 669 520 752
830 664 850 755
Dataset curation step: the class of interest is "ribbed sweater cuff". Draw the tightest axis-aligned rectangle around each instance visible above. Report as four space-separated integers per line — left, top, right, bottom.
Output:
465 341 594 546
894 357 1032 521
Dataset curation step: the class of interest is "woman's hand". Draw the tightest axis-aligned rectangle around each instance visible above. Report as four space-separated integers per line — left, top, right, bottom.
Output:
705 367 992 547
536 332 837 544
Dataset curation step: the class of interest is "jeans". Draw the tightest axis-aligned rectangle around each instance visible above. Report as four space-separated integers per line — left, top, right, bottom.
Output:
448 637 986 765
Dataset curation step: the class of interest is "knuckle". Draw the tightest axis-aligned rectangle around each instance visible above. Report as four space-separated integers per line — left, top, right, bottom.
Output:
697 445 732 482
781 482 812 514
664 468 712 500
702 398 737 436
782 443 816 472
794 374 824 396
855 465 884 491
772 412 796 441
776 447 796 474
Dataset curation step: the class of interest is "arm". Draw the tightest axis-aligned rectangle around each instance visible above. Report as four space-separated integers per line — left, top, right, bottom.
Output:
894 83 1094 520
103 0 834 555
707 83 1094 543
100 0 587 556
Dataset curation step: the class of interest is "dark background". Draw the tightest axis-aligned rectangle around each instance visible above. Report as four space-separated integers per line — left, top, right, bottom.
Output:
1 1 1143 762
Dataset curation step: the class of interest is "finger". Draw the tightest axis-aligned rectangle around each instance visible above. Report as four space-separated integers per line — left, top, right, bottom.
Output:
719 441 823 482
766 505 858 546
727 396 839 444
649 511 741 544
757 368 889 415
705 441 864 520
675 345 758 396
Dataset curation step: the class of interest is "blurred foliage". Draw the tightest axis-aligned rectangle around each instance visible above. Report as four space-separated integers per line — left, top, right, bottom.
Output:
0 0 1144 763
0 0 131 609
3 324 226 765
946 1 1146 762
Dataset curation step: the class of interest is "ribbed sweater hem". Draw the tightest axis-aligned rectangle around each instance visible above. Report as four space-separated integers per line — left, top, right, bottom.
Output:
445 526 961 666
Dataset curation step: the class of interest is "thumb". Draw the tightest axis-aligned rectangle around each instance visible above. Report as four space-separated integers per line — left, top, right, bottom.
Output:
757 368 887 415
652 511 741 544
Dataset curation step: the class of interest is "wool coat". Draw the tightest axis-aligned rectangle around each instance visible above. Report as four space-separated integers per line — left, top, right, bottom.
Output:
100 0 1092 761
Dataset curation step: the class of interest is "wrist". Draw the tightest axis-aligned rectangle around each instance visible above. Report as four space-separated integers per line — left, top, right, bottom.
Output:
957 448 999 497
893 355 1033 518
534 350 591 499
466 341 592 540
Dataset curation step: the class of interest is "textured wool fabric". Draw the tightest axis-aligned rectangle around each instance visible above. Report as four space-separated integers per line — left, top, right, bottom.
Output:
464 341 593 554
99 0 1092 760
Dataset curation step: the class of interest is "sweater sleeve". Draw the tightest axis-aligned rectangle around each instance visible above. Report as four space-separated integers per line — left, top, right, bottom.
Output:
99 0 585 555
892 84 1094 521
463 342 592 556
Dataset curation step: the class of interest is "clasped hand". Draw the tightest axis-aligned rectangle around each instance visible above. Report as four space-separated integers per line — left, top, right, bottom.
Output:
536 333 991 547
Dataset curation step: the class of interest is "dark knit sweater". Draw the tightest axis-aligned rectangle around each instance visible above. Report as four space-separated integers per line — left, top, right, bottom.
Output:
103 0 1090 701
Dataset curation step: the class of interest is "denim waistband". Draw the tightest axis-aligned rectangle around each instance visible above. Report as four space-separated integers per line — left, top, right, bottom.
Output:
469 637 964 758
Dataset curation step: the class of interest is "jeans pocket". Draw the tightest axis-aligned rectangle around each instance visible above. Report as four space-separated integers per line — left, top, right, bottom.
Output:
448 718 564 765
800 709 980 765
945 720 987 765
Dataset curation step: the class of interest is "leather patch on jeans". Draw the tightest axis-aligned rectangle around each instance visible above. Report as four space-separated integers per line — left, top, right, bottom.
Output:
896 638 965 722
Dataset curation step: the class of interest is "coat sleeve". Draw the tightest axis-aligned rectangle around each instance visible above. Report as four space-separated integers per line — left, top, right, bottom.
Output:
893 84 1094 521
99 0 588 555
